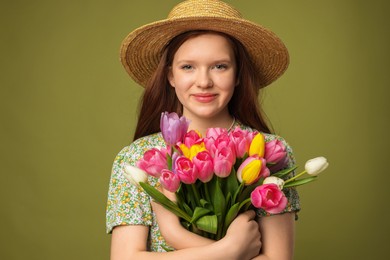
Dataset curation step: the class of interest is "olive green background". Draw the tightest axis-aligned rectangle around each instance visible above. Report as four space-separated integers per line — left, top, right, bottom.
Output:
1 0 389 259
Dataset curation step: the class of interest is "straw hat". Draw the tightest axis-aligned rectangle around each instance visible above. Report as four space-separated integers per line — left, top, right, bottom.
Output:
120 0 289 88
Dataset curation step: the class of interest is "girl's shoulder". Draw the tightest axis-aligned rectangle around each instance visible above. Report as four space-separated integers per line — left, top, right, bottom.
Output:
130 132 166 150
114 132 166 166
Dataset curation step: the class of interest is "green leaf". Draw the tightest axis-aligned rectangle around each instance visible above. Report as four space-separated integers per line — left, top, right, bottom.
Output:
232 182 244 205
182 202 193 216
166 153 172 170
196 215 218 234
223 202 240 233
212 178 226 216
237 178 263 203
283 176 318 188
191 207 212 224
225 167 239 200
139 182 191 222
272 165 298 178
200 199 214 211
213 178 226 239
238 198 252 212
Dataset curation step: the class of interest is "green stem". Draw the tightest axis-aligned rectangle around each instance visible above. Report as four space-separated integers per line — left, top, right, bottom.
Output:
191 183 201 207
284 170 307 184
205 182 211 203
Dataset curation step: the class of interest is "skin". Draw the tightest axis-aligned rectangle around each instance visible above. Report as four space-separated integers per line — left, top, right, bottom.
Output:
168 33 237 136
153 188 295 260
110 33 295 259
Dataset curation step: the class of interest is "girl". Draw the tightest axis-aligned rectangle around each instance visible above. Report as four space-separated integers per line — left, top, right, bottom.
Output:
106 0 300 259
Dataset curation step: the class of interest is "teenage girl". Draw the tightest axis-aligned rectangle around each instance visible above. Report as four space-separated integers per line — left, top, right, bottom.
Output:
106 1 300 259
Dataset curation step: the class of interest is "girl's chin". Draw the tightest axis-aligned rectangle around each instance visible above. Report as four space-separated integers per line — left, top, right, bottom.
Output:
183 108 228 120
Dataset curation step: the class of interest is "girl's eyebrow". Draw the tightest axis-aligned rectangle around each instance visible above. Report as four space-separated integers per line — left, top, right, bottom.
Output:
174 59 234 64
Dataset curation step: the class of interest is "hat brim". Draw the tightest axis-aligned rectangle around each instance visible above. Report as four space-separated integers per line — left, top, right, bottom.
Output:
120 16 289 88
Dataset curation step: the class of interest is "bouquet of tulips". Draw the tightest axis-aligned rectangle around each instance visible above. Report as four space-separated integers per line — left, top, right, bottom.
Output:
124 112 328 240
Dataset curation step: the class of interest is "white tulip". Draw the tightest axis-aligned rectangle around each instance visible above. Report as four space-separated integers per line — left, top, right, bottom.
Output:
123 163 148 186
304 157 329 176
263 176 285 190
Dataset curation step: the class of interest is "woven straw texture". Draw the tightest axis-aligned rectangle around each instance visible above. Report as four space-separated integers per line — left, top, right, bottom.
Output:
120 0 289 88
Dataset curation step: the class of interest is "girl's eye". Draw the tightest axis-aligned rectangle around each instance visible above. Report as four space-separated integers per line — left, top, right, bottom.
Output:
181 65 193 70
213 64 228 70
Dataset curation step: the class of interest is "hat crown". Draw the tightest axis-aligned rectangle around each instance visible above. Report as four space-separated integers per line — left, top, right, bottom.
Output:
168 0 242 19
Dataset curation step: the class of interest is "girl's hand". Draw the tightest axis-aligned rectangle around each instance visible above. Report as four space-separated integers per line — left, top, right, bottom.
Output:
223 210 262 259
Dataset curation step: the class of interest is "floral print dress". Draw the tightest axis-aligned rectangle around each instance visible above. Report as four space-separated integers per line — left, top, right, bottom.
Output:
106 123 300 252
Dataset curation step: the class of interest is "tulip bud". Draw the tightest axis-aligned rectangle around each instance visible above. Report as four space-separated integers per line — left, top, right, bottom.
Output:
123 163 148 186
213 147 235 178
251 184 287 214
175 156 198 184
263 176 285 190
237 156 269 185
249 133 265 157
305 156 329 176
160 169 180 192
160 112 190 146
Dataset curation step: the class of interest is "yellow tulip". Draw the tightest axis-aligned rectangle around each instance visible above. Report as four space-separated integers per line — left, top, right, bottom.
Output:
237 157 262 185
249 133 265 157
179 142 206 160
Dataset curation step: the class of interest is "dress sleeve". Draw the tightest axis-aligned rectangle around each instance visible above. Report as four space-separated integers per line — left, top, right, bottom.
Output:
257 135 301 219
105 142 153 234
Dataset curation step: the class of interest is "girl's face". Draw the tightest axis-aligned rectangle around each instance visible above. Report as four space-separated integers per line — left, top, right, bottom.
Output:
168 33 237 121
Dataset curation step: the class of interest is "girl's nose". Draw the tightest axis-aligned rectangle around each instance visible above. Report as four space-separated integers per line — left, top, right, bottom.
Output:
196 70 213 88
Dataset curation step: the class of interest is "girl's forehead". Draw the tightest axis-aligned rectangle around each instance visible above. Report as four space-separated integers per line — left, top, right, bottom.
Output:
174 33 235 59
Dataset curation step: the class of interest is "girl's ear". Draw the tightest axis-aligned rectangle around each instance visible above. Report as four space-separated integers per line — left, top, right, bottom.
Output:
235 78 240 87
168 67 175 88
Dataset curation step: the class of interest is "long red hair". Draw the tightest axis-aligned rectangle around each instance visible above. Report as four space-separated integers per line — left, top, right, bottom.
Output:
133 31 273 140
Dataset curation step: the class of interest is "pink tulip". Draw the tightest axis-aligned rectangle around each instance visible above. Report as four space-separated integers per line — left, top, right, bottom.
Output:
175 156 198 184
251 184 287 214
137 148 167 178
206 127 228 139
205 132 236 158
183 130 203 147
268 156 289 173
160 112 190 146
192 151 214 182
265 139 287 165
230 127 255 158
160 169 181 192
213 147 235 178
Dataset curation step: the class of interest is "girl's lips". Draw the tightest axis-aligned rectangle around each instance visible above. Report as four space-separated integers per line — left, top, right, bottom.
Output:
192 93 217 103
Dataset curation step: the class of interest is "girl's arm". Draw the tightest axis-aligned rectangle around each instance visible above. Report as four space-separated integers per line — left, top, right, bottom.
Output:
110 210 262 260
252 213 296 260
151 200 214 249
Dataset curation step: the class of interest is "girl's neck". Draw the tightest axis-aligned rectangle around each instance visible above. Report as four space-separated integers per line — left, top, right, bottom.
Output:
185 112 235 136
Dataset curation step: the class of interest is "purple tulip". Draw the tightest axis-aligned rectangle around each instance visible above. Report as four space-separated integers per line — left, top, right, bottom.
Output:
160 112 190 146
